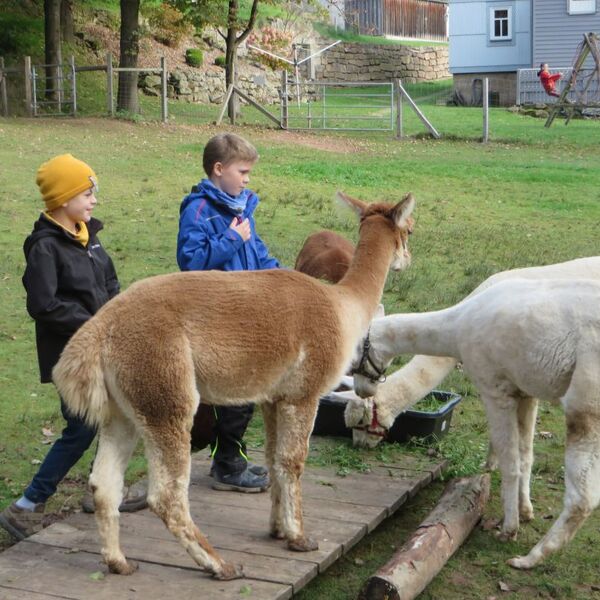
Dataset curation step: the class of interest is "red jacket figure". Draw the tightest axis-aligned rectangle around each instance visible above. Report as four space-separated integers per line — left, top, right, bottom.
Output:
538 63 562 97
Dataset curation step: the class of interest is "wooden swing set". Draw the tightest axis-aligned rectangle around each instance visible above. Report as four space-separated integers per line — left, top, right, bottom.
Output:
545 32 600 127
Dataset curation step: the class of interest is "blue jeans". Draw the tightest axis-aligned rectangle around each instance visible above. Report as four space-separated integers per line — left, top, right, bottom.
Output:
24 396 97 505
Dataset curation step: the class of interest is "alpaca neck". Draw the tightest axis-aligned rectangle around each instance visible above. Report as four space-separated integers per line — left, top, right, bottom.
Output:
371 309 459 366
338 218 396 317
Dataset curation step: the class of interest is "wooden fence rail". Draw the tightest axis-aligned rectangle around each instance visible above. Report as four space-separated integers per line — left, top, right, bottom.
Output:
345 0 448 41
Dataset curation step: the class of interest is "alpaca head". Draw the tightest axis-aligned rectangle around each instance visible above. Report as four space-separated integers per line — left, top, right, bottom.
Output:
336 191 415 272
344 395 388 448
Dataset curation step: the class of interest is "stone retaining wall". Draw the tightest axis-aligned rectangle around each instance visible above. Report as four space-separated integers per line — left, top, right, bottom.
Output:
140 41 450 105
315 42 449 83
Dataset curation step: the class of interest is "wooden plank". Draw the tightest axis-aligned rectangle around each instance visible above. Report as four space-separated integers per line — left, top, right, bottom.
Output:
187 482 388 534
46 509 341 572
0 542 291 600
28 519 316 592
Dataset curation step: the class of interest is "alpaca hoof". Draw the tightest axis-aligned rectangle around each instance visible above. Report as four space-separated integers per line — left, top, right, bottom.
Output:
507 555 535 570
270 529 285 540
213 562 244 580
495 529 518 543
107 559 138 575
520 507 534 522
288 536 319 552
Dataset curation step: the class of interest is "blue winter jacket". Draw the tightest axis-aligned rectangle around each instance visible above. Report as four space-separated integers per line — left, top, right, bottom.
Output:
177 182 280 272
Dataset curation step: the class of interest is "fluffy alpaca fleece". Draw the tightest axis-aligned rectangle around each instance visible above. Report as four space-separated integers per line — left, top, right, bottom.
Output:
346 256 600 448
52 192 415 580
350 275 600 569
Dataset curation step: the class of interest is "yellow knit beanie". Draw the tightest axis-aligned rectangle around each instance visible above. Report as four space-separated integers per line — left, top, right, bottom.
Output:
36 154 98 211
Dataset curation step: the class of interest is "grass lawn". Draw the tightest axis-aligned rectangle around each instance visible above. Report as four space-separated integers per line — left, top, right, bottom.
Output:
1 112 600 599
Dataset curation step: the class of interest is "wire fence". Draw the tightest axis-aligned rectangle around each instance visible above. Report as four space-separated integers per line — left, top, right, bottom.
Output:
2 54 599 143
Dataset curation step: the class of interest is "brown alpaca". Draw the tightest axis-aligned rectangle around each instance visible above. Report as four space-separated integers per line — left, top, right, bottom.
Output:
295 230 356 283
52 192 415 581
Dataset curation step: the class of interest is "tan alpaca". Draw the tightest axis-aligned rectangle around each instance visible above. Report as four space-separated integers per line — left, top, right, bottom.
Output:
52 192 415 580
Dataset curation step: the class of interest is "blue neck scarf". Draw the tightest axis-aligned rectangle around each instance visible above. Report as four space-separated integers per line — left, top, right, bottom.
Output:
198 178 250 215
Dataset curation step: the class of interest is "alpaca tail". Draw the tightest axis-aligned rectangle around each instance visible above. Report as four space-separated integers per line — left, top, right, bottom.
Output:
52 319 109 428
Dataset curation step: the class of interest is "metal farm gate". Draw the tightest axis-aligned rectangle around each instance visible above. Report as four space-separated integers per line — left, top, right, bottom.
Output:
280 76 395 131
345 0 448 42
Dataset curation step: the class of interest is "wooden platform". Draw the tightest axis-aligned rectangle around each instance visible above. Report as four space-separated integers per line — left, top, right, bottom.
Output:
0 443 446 600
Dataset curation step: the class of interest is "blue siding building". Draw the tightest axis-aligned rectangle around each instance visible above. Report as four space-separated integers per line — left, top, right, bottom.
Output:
449 0 600 104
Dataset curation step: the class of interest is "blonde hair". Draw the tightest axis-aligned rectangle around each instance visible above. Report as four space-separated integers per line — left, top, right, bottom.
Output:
202 133 258 176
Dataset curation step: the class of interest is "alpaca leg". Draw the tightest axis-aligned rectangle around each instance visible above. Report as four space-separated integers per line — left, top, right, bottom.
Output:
90 413 139 575
272 399 318 552
509 367 600 569
509 415 600 568
262 403 283 539
144 424 242 580
517 397 538 522
481 392 521 540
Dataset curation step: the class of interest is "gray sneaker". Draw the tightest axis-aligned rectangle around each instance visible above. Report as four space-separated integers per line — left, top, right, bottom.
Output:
212 465 270 493
0 502 45 541
81 479 148 514
210 462 268 478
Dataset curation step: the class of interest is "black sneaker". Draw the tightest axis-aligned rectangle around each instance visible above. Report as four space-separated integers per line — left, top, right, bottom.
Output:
211 465 270 493
0 502 45 541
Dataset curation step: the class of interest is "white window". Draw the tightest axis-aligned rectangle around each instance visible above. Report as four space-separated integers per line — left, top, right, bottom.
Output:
490 7 512 41
568 0 596 14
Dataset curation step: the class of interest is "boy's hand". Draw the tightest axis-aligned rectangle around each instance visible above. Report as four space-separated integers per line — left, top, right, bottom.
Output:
230 217 251 242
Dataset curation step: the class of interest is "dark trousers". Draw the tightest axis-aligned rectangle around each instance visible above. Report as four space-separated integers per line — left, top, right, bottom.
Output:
24 396 96 504
211 404 254 474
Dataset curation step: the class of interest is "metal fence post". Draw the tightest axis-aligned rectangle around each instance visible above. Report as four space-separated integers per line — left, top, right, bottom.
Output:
0 57 8 117
106 52 114 116
160 56 167 123
281 70 288 129
24 56 32 116
395 78 403 139
70 55 77 116
483 77 489 143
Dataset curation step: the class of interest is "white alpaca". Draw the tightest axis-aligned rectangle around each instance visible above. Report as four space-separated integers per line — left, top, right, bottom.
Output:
346 256 600 448
349 276 600 569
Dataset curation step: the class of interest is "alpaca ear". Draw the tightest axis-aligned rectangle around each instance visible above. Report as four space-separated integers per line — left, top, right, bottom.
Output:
392 193 415 228
336 191 367 217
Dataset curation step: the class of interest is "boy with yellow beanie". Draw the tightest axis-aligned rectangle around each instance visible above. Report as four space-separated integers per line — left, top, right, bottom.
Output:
0 154 146 541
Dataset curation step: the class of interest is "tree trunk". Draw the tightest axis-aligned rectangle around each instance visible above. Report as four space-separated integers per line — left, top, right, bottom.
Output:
225 0 239 123
358 474 491 600
44 0 62 102
60 0 74 43
117 0 140 114
225 29 239 122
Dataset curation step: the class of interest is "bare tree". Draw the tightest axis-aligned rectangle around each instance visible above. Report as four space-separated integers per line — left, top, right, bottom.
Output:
44 0 62 102
117 0 141 114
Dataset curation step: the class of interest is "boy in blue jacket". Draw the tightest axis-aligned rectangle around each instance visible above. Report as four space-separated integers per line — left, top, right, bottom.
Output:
177 133 278 492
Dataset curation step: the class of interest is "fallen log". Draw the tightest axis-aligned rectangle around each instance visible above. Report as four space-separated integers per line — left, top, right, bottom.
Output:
358 473 491 600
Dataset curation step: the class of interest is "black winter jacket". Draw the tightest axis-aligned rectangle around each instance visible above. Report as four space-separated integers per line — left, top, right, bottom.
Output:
22 214 120 383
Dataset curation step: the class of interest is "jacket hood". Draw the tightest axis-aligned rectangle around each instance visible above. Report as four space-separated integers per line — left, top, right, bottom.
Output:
23 213 103 259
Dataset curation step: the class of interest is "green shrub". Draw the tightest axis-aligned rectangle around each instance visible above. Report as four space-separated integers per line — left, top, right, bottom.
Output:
0 13 44 57
145 2 192 47
185 48 203 67
214 55 226 68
